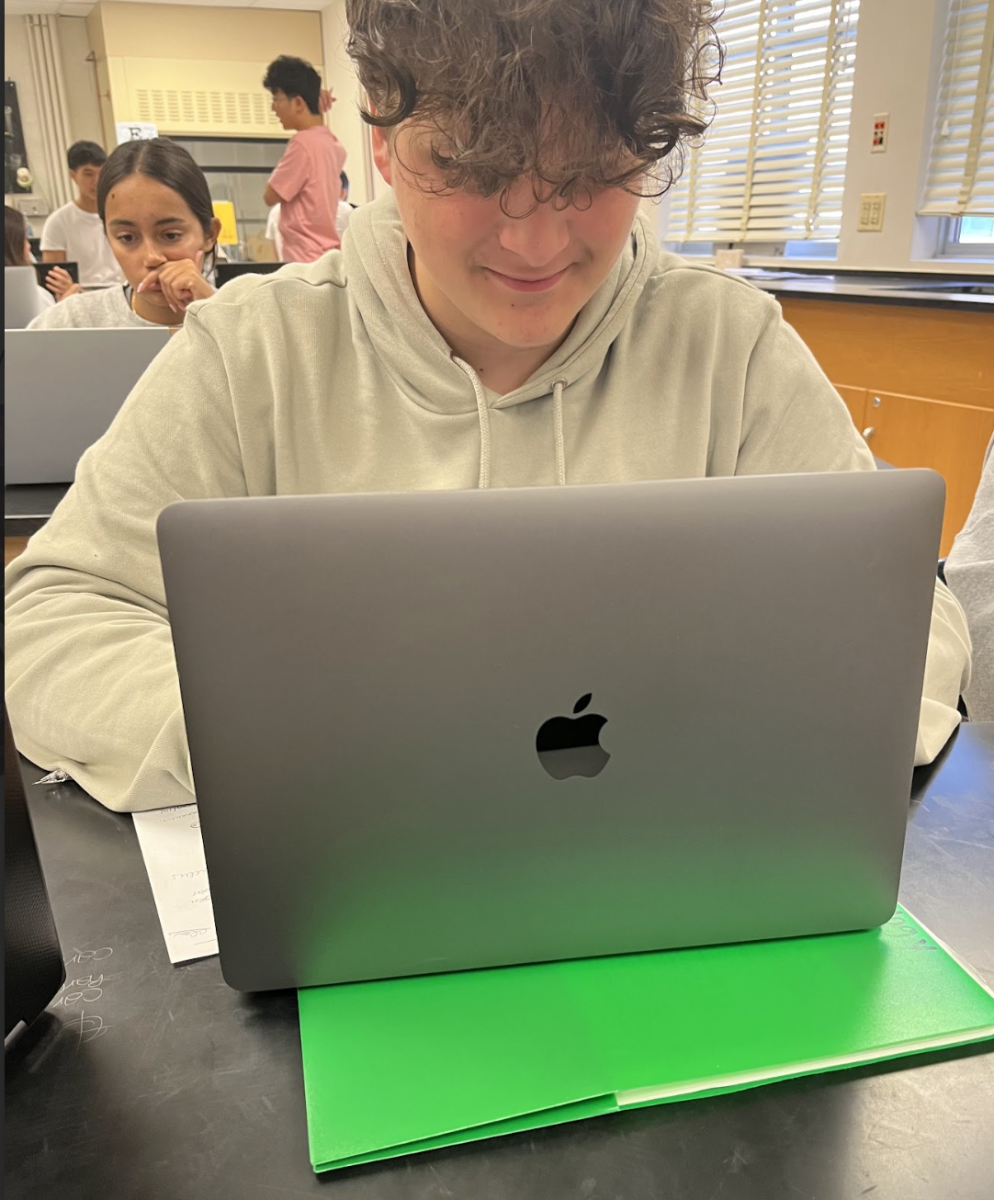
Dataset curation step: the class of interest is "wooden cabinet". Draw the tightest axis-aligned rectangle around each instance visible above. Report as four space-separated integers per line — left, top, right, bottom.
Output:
857 390 993 556
834 384 869 432
778 298 994 558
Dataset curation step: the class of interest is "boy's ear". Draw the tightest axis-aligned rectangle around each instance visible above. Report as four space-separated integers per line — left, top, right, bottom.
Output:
370 125 393 186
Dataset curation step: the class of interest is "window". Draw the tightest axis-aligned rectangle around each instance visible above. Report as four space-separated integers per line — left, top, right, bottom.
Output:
919 1 994 224
938 214 994 256
959 214 994 241
665 0 860 245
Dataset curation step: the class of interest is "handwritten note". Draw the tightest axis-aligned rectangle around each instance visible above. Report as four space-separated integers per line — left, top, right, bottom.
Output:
54 946 116 1047
132 804 218 964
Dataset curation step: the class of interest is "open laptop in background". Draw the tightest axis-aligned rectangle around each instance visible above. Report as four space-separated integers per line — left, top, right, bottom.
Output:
157 470 945 992
5 327 169 484
31 261 79 293
4 267 46 330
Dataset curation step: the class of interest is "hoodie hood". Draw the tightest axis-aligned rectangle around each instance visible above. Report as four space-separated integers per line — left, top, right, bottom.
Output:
343 191 658 417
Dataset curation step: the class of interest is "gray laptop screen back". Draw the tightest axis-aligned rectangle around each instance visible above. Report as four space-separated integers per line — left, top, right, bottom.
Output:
4 267 43 330
5 327 170 484
158 471 945 991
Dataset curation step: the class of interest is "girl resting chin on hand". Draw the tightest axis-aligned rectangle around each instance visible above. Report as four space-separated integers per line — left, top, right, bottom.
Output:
27 138 222 332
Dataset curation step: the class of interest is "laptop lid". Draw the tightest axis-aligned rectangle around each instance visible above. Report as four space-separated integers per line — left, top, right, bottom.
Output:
4 267 43 330
32 261 79 291
4 327 170 484
157 470 945 991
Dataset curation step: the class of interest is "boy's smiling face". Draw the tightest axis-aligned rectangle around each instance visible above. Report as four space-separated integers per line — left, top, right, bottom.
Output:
371 123 642 373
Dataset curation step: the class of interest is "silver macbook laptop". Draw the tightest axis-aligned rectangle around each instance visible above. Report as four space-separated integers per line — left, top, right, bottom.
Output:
5 327 170 484
157 470 945 992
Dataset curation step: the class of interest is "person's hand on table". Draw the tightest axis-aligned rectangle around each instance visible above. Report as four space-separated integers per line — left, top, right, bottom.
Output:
46 266 83 302
138 252 215 314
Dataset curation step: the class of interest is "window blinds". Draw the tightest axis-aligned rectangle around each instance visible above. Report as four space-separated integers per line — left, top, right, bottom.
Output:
919 0 994 218
666 0 860 243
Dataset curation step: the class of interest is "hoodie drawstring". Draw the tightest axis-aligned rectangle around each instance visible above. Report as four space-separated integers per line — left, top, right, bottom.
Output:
454 357 568 489
454 358 493 489
552 379 567 486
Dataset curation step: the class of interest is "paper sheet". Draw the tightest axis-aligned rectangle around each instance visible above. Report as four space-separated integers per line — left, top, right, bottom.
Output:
132 804 218 964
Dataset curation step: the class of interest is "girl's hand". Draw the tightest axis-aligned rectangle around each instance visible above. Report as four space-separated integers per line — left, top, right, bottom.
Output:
319 89 335 113
45 266 82 302
139 251 214 314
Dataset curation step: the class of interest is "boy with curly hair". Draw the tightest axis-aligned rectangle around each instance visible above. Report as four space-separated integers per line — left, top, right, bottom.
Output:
5 0 970 812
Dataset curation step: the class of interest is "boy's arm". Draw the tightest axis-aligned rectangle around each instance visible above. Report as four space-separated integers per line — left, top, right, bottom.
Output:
266 138 307 206
944 437 993 721
735 303 971 766
5 309 248 812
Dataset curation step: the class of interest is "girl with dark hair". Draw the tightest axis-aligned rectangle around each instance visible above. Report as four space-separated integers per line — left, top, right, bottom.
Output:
4 204 55 319
29 138 221 331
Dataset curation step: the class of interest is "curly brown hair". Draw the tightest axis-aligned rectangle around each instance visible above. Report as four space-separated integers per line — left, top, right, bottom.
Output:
346 0 721 209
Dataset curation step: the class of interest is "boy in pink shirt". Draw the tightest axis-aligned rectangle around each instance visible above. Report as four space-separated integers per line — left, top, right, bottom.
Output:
263 56 348 263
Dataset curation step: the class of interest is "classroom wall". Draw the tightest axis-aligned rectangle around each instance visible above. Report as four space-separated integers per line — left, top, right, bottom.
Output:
834 0 986 273
657 0 992 274
90 2 323 64
4 15 104 213
320 0 373 206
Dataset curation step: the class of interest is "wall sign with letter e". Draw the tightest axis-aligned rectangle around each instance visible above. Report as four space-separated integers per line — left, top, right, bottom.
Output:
116 122 159 145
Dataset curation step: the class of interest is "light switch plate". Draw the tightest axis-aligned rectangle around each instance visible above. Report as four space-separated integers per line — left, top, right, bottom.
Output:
857 193 886 232
14 196 50 218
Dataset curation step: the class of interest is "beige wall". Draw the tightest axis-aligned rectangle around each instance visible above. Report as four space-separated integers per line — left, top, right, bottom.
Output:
59 16 108 148
90 2 323 64
321 0 375 205
86 3 324 138
835 0 983 273
4 15 105 214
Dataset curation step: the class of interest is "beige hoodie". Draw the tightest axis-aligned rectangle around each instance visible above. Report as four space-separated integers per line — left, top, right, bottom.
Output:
4 194 971 812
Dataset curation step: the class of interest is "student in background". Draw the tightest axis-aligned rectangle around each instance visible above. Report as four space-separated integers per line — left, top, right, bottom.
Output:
28 138 220 333
41 141 123 294
270 171 353 259
265 201 284 260
336 171 354 239
5 0 970 812
263 55 347 261
946 435 993 721
4 205 55 319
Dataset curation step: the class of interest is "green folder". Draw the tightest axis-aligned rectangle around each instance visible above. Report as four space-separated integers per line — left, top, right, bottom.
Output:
298 907 994 1172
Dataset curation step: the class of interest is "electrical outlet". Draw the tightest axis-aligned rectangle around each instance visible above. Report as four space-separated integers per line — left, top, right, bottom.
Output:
857 193 886 232
17 197 50 218
871 113 889 153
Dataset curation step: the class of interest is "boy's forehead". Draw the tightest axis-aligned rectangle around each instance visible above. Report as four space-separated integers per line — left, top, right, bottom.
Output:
391 117 640 192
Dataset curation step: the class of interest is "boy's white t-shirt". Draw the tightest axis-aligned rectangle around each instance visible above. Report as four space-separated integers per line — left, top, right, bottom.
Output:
265 204 284 260
40 202 123 288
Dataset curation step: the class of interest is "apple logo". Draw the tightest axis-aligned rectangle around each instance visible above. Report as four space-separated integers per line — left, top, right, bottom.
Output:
535 694 611 780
